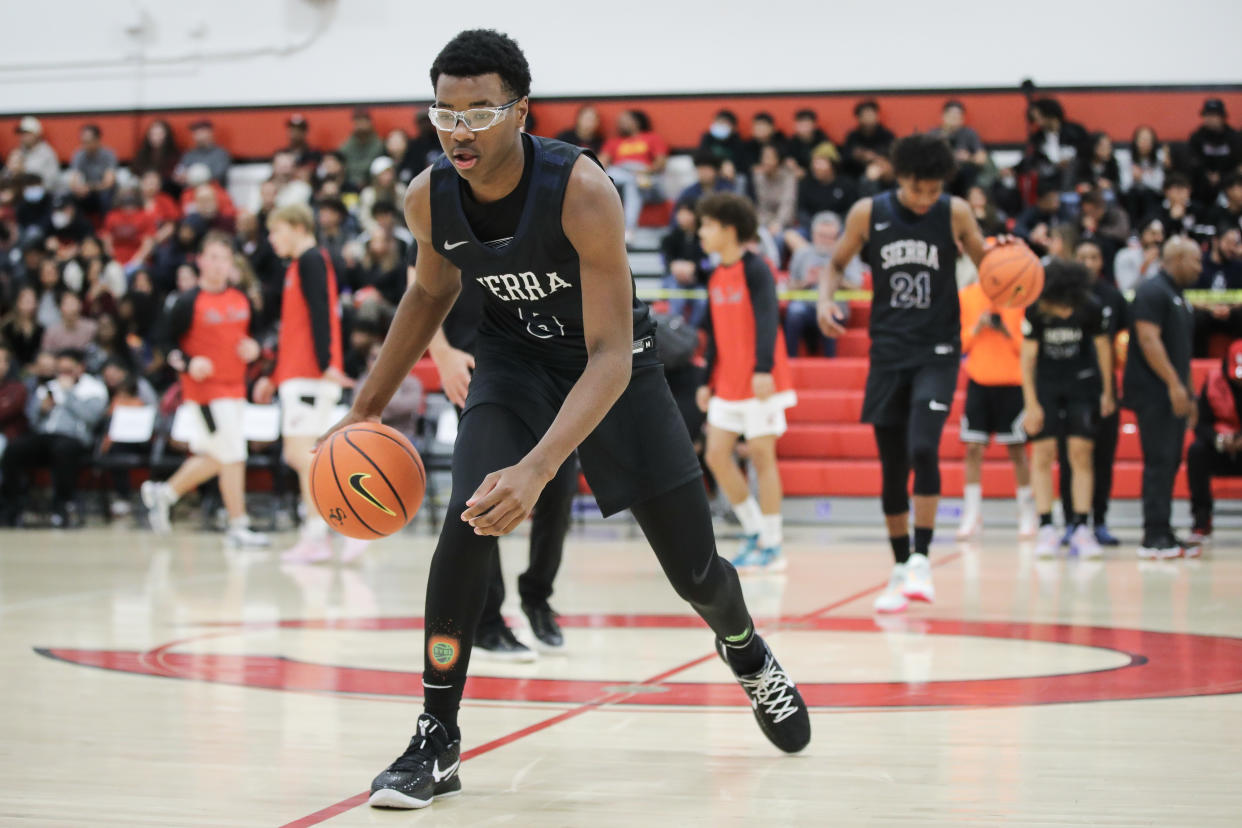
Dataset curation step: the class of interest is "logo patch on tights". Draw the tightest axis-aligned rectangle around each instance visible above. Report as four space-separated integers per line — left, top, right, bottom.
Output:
428 636 459 670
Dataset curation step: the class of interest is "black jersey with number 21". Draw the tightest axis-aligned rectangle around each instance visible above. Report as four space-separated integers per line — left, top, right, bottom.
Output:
865 191 959 368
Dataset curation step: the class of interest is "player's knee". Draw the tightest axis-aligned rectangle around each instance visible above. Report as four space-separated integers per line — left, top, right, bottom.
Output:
703 440 734 473
1068 440 1094 468
964 443 985 463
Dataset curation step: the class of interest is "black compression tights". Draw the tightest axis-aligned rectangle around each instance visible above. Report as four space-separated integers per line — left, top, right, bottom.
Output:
873 406 947 516
421 404 758 734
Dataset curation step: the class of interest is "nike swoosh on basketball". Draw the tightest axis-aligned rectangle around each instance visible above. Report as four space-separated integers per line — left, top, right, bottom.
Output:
443 239 469 250
432 757 460 782
874 222 891 231
348 472 396 516
928 400 949 412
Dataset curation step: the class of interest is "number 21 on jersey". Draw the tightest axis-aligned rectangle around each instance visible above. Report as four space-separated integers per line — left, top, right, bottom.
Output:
889 271 931 309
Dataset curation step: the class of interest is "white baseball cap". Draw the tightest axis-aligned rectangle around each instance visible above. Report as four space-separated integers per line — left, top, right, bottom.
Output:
17 116 42 135
370 155 395 178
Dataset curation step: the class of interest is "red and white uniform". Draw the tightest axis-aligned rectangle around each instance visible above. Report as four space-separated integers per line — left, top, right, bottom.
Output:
273 248 345 437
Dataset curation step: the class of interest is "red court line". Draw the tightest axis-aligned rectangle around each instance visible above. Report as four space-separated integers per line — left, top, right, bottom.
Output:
278 551 962 827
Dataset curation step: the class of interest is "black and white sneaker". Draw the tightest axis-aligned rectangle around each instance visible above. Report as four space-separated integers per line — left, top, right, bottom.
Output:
522 602 564 651
474 624 537 662
717 636 811 754
369 714 462 809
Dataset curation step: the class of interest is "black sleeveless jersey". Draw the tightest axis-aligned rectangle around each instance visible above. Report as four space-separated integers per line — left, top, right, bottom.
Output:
865 191 960 368
430 134 657 370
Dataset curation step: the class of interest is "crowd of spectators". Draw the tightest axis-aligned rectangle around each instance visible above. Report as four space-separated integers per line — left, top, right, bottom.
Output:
0 94 1239 522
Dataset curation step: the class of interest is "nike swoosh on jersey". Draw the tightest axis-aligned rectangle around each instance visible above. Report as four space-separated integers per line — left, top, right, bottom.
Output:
348 473 396 516
443 239 469 250
432 756 460 782
874 222 891 231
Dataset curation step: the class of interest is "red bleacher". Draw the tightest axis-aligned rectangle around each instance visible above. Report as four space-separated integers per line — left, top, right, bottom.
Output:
778 301 1242 501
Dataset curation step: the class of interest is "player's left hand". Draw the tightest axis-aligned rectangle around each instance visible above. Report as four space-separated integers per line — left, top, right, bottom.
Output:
1100 393 1116 418
695 385 711 413
752 372 776 400
462 461 551 536
236 337 260 363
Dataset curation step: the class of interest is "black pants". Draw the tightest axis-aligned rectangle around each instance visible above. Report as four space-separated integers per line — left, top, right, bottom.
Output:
478 456 577 631
1186 437 1242 527
1133 402 1187 540
1059 410 1119 525
1 432 88 515
422 402 752 724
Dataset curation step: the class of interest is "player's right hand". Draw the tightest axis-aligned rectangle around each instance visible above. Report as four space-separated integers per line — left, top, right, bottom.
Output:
187 356 214 381
432 345 475 408
313 408 381 453
1023 404 1044 436
695 385 711 413
252 376 275 405
1168 383 1192 418
817 299 846 338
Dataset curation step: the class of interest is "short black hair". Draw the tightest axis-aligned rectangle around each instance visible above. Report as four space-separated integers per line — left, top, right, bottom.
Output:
714 109 738 126
1222 171 1242 190
82 124 101 139
854 99 879 117
1039 259 1091 309
56 347 86 364
1032 98 1064 121
943 99 964 112
1074 237 1103 254
1035 174 1061 198
1165 171 1192 191
1081 188 1107 209
628 109 652 133
891 133 956 181
371 200 398 218
696 192 758 243
752 111 775 125
794 109 817 121
691 149 722 169
430 29 531 100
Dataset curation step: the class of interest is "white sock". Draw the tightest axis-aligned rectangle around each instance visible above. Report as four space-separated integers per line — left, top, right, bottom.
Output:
759 513 783 548
963 483 982 513
161 482 180 505
301 515 328 540
1016 486 1034 507
228 515 251 531
732 497 762 537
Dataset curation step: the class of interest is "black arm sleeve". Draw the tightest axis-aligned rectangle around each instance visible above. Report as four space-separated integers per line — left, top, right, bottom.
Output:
156 289 198 354
298 250 333 373
742 253 779 373
700 304 716 381
1194 381 1215 444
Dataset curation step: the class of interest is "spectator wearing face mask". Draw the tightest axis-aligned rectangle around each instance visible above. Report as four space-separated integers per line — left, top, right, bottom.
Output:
0 348 107 528
5 117 61 190
699 110 747 172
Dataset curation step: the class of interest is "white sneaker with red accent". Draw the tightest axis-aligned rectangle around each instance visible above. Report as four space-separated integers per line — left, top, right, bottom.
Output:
874 564 909 613
902 553 935 603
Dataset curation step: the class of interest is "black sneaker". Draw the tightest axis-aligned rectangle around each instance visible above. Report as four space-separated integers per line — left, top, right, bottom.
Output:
522 602 564 651
716 636 811 754
369 714 462 809
474 624 537 663
1137 535 1181 560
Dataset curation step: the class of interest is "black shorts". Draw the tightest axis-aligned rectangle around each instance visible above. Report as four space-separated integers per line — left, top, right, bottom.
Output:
960 381 1026 445
464 345 702 517
1028 387 1098 441
861 360 960 427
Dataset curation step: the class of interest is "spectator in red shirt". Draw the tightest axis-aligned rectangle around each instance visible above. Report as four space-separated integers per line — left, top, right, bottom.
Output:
599 109 668 233
103 187 158 270
179 164 237 220
140 171 181 226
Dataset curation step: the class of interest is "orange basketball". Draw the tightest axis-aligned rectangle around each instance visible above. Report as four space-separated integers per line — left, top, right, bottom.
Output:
978 244 1045 309
309 422 426 539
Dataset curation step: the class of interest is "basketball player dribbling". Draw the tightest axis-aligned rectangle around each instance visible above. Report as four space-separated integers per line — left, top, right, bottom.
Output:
316 30 810 810
818 133 996 613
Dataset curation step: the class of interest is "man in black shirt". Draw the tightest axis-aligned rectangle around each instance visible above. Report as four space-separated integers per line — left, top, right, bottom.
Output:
796 145 856 230
1123 236 1201 558
841 100 895 179
786 109 830 176
1058 240 1128 546
1188 98 1240 204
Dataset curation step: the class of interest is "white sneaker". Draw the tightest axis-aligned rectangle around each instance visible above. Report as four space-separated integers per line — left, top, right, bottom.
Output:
1034 524 1060 558
110 500 132 518
1137 541 1182 560
340 537 371 564
874 564 909 613
1069 524 1101 559
1017 506 1039 539
141 481 173 534
902 553 935 603
281 535 333 564
226 526 271 548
